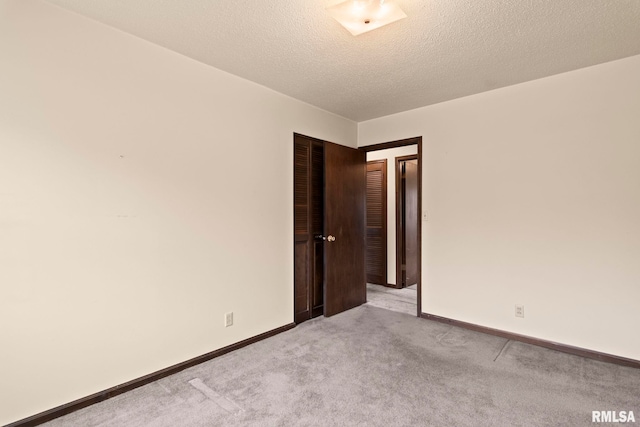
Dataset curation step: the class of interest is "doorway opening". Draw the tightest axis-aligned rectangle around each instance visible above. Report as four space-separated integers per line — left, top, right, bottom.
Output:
361 138 422 317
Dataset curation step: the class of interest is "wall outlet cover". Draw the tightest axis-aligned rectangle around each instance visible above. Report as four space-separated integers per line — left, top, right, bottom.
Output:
225 312 233 327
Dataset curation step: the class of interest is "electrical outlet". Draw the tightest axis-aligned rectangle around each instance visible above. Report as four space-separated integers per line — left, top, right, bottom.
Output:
225 312 233 327
515 305 524 318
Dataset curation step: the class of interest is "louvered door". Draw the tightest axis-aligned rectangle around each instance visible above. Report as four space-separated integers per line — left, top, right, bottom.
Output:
366 160 387 285
294 135 324 323
294 137 312 323
310 142 324 318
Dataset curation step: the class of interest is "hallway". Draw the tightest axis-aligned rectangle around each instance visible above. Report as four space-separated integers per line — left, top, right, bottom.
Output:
365 283 417 316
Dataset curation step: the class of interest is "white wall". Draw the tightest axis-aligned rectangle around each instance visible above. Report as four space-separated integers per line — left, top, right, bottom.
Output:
0 1 356 424
366 146 417 285
359 54 640 361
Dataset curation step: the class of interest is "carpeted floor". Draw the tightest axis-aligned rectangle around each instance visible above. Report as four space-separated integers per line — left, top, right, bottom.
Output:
366 283 417 316
43 306 639 426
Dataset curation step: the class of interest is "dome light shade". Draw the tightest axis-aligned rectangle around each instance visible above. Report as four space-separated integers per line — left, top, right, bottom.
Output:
326 0 407 36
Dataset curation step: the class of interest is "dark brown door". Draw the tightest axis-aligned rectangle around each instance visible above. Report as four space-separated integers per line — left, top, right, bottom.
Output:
324 141 366 317
365 160 387 285
294 137 313 323
396 155 419 288
294 135 324 323
404 159 419 286
310 143 325 318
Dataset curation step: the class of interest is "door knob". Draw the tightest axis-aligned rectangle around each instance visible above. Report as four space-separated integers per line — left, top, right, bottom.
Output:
314 234 326 241
327 235 336 242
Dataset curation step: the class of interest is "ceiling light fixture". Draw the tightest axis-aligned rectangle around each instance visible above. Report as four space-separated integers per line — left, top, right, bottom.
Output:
326 0 407 36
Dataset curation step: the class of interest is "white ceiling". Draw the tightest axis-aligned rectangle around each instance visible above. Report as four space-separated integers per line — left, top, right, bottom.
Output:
44 0 640 122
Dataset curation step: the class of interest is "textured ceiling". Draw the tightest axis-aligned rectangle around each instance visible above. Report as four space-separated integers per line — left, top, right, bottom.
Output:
44 0 640 121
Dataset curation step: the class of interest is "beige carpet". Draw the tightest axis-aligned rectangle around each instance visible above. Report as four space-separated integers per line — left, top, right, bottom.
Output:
366 283 417 316
42 305 640 426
